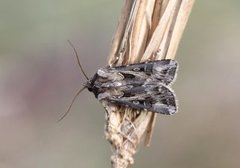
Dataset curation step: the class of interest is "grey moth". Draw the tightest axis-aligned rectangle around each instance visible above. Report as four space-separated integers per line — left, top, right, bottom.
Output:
60 43 178 121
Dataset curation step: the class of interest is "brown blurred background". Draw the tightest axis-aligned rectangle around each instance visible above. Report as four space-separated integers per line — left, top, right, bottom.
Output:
1 1 240 168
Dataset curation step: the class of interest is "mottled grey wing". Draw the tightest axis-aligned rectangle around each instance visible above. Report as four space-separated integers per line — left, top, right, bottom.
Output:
110 59 177 85
107 84 177 115
151 59 177 85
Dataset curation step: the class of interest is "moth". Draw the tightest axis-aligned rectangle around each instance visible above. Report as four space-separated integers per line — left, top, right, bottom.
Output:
59 42 178 121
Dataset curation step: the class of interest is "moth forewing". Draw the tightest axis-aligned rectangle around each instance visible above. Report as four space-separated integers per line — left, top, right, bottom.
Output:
106 83 177 115
151 59 178 85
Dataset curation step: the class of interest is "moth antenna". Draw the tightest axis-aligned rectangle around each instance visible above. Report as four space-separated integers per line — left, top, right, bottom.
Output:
58 86 86 122
67 40 89 80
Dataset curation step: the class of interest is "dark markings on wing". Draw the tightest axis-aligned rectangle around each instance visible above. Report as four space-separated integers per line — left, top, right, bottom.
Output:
107 84 177 115
109 59 177 85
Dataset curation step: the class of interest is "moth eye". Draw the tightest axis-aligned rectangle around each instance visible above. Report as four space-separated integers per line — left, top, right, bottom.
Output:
133 100 139 104
133 67 140 71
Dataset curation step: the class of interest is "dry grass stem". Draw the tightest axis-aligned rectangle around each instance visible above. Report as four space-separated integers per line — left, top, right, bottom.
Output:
105 0 195 167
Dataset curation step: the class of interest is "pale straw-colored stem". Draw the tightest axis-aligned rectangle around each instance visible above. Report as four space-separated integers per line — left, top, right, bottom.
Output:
105 0 195 167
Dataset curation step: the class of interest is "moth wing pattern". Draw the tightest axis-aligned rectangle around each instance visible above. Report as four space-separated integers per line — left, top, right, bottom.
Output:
108 59 177 85
107 83 177 115
151 59 177 85
87 59 178 115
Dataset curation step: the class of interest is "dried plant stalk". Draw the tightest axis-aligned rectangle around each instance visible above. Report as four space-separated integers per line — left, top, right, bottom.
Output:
105 0 195 167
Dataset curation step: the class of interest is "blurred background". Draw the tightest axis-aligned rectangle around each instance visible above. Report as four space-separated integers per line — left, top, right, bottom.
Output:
1 0 240 168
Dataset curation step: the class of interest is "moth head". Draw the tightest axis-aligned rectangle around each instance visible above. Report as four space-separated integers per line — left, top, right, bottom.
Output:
84 80 93 92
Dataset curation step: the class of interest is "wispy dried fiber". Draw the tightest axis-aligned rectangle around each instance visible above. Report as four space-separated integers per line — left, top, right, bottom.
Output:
105 0 195 167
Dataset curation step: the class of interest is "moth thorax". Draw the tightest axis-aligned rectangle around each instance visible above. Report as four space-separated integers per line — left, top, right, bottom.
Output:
97 69 124 81
97 68 108 77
